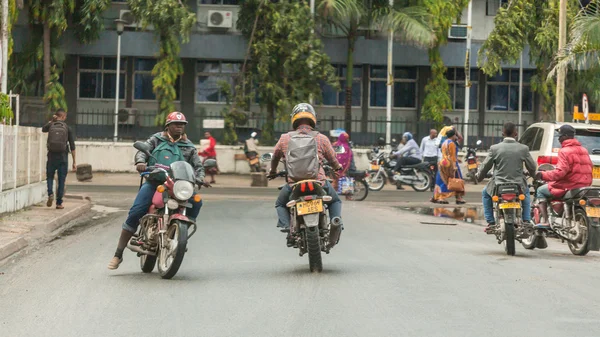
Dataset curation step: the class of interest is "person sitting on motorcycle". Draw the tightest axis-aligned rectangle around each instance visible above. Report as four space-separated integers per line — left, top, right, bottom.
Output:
268 103 344 233
244 132 259 159
333 131 353 192
476 122 537 231
391 132 423 190
199 131 218 184
534 125 593 227
108 112 206 270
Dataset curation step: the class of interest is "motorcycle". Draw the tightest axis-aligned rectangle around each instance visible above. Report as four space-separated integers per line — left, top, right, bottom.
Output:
484 183 534 256
367 148 432 192
521 164 600 256
324 163 369 201
245 151 262 172
260 152 344 272
465 140 482 184
126 141 209 279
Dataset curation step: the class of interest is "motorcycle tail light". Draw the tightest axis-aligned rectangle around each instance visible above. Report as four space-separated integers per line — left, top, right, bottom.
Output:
537 155 558 166
501 193 516 201
468 159 476 164
588 198 600 206
304 196 314 201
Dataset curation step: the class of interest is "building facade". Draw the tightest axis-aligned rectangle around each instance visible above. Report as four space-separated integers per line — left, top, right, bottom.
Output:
12 0 543 142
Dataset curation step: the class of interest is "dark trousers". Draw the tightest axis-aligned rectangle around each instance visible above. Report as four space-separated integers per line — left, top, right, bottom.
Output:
47 159 68 205
394 157 421 172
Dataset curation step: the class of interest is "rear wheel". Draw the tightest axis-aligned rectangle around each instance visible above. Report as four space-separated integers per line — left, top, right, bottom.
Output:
305 227 323 272
568 209 590 256
367 171 385 191
471 170 478 185
348 180 368 201
157 220 188 279
505 223 516 256
411 170 431 192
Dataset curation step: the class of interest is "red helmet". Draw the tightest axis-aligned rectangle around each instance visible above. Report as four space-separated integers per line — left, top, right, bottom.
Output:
165 111 188 126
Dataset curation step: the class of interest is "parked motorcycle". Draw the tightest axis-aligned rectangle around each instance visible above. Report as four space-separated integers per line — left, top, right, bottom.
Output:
126 141 209 279
367 148 432 192
521 164 600 256
465 140 482 184
484 183 534 256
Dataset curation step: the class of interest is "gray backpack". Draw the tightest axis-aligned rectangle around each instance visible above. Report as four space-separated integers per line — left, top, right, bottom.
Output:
286 131 320 182
47 121 69 153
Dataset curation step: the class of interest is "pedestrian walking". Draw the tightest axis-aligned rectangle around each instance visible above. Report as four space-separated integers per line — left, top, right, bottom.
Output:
42 109 76 209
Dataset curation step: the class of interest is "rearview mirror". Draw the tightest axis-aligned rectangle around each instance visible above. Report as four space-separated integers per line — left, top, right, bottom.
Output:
134 141 152 157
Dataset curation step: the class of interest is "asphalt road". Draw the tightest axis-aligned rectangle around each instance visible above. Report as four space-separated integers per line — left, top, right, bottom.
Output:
2 191 600 337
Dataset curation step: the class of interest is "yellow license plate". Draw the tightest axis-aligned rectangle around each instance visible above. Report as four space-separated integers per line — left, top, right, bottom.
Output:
593 166 600 179
499 202 521 209
296 199 323 215
587 207 600 218
468 164 477 169
370 164 380 170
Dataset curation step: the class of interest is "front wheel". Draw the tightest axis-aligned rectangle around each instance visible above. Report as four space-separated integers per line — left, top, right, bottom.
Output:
505 223 516 256
568 209 590 256
157 220 189 279
411 170 432 192
348 180 369 201
305 227 323 272
367 171 385 191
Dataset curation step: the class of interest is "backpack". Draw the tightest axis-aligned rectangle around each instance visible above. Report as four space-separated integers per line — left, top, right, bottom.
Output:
47 121 69 153
285 131 320 182
148 138 186 167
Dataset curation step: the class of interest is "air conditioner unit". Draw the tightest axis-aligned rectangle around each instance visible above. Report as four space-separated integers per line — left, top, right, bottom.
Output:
207 10 233 29
119 10 138 28
118 108 138 125
448 24 468 40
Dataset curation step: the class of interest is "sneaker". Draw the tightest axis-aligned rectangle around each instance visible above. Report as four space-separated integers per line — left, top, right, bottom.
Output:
47 194 54 207
522 220 535 228
107 256 123 270
56 205 64 210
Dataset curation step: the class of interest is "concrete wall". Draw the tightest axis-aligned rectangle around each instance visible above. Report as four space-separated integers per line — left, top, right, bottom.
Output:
0 182 47 214
75 141 374 173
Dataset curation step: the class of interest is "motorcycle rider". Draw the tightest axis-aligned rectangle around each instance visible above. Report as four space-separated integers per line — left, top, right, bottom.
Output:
391 132 422 190
534 125 593 227
268 103 344 233
108 112 206 270
476 122 537 231
244 131 259 159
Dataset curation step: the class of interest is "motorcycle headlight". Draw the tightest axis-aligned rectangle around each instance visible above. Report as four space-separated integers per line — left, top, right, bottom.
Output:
173 180 194 201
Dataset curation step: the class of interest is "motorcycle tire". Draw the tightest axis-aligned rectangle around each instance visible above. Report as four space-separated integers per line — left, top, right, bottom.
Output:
411 170 432 192
140 254 157 273
471 170 478 185
568 209 591 256
349 180 369 201
505 223 516 256
367 171 386 191
157 220 189 279
306 226 323 272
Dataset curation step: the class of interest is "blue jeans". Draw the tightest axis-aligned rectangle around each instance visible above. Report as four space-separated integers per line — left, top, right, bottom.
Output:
536 184 553 201
122 182 203 233
275 180 342 228
47 159 68 206
482 187 531 224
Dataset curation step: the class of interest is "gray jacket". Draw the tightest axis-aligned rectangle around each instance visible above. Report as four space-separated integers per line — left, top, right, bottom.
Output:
479 138 536 196
135 132 205 182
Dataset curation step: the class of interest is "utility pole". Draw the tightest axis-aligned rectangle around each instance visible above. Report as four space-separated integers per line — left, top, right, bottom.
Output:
463 0 472 146
556 0 567 122
385 0 394 151
1 0 8 94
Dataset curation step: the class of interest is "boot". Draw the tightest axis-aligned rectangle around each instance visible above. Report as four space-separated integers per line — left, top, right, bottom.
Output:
536 201 550 228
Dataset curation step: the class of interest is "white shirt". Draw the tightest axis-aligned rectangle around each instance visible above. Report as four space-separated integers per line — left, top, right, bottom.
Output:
421 136 439 158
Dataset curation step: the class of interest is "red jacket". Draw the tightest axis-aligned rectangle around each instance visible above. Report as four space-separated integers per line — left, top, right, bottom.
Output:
541 138 593 197
199 136 217 158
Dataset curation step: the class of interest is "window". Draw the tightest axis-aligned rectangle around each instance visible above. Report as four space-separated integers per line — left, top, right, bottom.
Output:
319 65 362 107
196 61 240 103
134 58 181 101
531 128 544 151
487 69 534 112
446 68 478 110
519 127 539 150
370 66 417 108
199 0 239 5
78 56 126 99
486 0 509 16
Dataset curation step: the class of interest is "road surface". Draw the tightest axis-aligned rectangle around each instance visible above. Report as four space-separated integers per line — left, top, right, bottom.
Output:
1 190 600 337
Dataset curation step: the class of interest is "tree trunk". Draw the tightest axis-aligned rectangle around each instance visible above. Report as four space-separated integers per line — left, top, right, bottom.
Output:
344 22 357 134
265 102 275 145
43 22 51 96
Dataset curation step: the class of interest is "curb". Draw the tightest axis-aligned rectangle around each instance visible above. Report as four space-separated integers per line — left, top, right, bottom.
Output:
0 195 92 263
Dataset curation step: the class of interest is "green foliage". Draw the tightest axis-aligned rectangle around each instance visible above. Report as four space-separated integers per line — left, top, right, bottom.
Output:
420 0 469 122
0 93 14 122
73 0 112 44
127 0 196 125
29 0 75 31
237 0 339 144
217 80 248 145
44 66 68 115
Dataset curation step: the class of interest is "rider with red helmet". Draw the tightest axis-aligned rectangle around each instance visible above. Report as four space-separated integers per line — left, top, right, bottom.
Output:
108 111 206 270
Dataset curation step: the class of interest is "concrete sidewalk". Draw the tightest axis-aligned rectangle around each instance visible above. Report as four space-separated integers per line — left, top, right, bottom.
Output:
66 172 488 193
0 194 92 263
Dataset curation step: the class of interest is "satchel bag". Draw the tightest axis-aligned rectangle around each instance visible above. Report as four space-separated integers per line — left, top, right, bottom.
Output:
448 177 465 192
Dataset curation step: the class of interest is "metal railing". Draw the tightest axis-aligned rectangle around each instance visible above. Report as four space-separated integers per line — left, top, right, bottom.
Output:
0 125 47 192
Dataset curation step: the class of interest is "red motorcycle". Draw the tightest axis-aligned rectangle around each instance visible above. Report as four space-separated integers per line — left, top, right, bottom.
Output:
127 141 209 279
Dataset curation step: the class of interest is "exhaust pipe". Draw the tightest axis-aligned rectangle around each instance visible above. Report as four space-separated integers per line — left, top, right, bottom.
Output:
327 217 343 249
127 244 156 256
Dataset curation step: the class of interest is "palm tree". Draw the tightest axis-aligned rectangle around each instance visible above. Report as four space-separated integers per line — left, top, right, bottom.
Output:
317 0 434 133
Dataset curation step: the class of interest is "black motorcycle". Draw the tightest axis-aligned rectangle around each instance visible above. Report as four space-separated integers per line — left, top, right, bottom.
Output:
367 147 432 192
465 140 482 184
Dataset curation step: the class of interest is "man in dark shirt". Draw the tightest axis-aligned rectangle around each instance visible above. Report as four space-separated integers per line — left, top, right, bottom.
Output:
41 109 76 209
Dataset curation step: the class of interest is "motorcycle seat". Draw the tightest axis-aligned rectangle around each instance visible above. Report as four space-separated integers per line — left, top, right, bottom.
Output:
403 163 429 169
563 187 600 200
347 171 366 178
